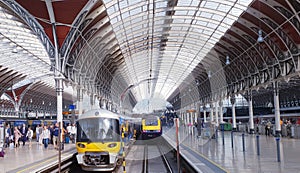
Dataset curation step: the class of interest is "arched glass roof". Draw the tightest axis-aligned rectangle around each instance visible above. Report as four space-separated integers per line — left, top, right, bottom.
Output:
103 0 252 101
0 5 52 86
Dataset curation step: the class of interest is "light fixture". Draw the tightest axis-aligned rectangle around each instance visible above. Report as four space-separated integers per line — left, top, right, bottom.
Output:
257 29 264 43
226 55 230 65
208 70 212 78
12 48 17 53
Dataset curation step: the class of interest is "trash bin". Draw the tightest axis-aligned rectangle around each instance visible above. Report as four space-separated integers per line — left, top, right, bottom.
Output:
224 123 232 131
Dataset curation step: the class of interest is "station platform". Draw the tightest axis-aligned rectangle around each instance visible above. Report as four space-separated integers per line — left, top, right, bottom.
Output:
0 141 76 173
163 126 300 173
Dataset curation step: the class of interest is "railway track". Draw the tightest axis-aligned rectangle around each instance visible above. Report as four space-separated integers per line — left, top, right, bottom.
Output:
142 143 173 173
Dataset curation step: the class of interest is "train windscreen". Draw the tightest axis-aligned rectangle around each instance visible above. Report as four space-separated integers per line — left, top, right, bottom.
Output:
145 118 158 126
77 118 120 142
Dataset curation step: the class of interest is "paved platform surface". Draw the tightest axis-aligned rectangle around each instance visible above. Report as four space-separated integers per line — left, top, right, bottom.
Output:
0 141 76 173
163 126 300 173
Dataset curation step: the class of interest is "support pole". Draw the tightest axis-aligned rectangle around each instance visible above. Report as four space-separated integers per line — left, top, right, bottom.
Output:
248 90 254 134
222 124 225 146
122 129 126 173
276 137 280 162
231 131 234 149
256 135 260 155
273 81 281 136
175 118 181 173
242 133 245 152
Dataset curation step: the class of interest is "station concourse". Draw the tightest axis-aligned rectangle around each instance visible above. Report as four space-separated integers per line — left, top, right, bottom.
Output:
1 0 300 172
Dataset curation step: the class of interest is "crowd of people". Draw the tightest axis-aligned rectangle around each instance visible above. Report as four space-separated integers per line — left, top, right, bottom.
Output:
4 122 77 149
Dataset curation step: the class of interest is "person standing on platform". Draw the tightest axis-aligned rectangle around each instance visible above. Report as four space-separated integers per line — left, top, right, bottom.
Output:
26 127 33 147
197 116 202 137
35 125 40 142
20 124 28 146
38 124 43 144
4 124 11 148
52 123 59 150
14 126 22 148
66 123 72 143
70 123 77 143
265 121 271 136
41 125 50 149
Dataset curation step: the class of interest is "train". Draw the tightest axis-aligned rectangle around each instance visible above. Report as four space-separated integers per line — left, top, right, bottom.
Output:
75 109 123 172
141 115 162 140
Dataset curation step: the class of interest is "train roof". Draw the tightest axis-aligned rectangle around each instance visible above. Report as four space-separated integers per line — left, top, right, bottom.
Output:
77 109 120 120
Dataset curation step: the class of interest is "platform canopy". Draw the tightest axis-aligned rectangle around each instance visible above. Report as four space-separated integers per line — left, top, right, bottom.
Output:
0 0 299 110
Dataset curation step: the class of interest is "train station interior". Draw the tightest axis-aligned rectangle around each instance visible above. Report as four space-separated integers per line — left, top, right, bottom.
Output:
0 0 300 172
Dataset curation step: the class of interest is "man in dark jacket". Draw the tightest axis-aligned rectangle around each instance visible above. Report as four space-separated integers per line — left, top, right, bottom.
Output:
196 116 202 137
20 123 28 146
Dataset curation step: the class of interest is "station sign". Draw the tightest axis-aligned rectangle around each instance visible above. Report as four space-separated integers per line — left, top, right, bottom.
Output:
186 109 196 113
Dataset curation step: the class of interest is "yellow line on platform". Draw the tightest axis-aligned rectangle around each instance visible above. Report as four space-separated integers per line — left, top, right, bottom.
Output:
17 152 69 173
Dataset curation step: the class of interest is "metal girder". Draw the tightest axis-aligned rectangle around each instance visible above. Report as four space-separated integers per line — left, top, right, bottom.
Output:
1 0 55 61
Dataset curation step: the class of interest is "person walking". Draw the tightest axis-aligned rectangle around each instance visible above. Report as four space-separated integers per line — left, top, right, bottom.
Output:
41 125 50 149
265 121 271 136
20 123 28 146
14 126 22 148
26 127 33 147
196 117 202 137
4 124 11 148
35 125 40 142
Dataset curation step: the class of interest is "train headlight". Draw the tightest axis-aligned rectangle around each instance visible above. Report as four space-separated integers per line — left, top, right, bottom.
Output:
77 143 86 148
107 143 117 148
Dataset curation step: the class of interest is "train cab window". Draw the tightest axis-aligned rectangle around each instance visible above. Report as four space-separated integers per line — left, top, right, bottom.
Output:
77 118 120 143
145 119 158 126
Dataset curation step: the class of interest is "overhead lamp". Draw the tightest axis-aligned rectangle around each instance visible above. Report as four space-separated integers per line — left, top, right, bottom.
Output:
226 55 230 65
208 70 212 78
257 29 264 43
12 47 18 53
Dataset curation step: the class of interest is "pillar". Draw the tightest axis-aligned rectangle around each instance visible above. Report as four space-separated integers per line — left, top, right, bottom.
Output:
56 78 63 123
196 102 200 123
203 106 206 123
210 103 214 122
215 102 219 126
219 101 223 123
273 81 281 136
77 87 83 116
248 90 255 134
230 96 237 131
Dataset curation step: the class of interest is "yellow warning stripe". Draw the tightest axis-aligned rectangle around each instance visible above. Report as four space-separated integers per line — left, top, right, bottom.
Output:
17 152 70 173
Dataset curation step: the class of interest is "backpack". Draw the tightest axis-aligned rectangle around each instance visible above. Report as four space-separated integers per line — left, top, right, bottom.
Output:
0 147 5 157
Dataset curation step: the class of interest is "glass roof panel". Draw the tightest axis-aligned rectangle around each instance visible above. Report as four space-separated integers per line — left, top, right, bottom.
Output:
103 0 253 101
0 6 73 94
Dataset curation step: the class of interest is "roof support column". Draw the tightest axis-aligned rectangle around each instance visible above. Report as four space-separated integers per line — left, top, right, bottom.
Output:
248 90 254 134
203 105 207 123
77 88 83 116
273 81 281 137
210 103 214 123
219 101 223 123
215 102 219 127
230 96 237 131
56 78 63 123
45 0 64 150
